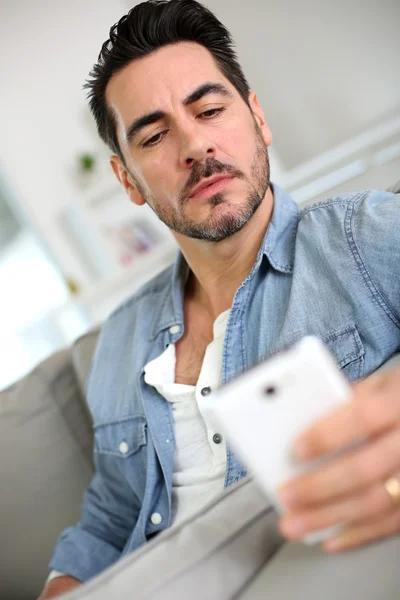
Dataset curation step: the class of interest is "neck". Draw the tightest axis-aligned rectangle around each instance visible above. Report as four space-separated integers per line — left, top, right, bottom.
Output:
173 186 274 319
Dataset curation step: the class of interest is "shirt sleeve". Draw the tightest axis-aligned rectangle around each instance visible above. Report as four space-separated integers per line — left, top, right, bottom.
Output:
351 189 400 328
48 452 140 582
46 570 65 583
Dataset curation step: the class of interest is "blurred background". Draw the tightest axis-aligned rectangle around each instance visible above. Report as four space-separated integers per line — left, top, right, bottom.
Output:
0 0 399 390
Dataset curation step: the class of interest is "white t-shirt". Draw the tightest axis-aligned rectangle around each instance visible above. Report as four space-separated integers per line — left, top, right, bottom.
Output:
144 308 229 524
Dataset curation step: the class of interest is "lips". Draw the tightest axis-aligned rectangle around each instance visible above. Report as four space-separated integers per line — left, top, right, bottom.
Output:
189 174 235 199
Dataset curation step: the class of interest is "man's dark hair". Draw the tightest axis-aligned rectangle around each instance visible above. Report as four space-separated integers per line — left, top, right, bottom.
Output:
84 0 251 161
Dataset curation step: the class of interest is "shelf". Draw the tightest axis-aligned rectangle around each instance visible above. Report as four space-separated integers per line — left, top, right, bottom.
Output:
71 239 178 308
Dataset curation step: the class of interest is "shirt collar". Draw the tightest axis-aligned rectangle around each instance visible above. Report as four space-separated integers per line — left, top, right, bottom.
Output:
149 252 187 341
260 182 300 274
150 182 300 340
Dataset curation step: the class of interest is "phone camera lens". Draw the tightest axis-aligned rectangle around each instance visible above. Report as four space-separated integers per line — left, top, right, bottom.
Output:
264 386 276 396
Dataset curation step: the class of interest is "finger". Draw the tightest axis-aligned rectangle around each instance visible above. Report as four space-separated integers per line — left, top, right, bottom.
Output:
279 480 395 540
279 426 400 508
322 508 400 552
293 368 400 461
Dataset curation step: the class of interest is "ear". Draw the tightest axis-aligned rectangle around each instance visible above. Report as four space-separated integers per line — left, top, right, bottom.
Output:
248 92 273 147
110 155 146 206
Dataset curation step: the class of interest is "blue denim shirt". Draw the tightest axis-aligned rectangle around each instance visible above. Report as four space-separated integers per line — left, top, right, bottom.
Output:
50 184 400 581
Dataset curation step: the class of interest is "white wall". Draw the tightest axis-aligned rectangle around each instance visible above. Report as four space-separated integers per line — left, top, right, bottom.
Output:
213 0 400 169
0 0 129 286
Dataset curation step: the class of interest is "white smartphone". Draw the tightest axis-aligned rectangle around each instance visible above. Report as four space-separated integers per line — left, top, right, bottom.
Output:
210 336 356 544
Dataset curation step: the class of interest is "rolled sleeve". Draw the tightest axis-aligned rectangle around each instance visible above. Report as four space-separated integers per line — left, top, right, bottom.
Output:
49 524 122 582
48 452 139 582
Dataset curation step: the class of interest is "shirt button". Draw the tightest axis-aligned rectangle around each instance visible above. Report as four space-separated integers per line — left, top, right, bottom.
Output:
169 325 180 335
213 433 223 444
150 512 163 525
201 386 212 396
119 441 129 455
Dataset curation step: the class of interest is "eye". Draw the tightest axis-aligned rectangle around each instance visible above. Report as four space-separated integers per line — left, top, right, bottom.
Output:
199 107 226 119
141 130 168 148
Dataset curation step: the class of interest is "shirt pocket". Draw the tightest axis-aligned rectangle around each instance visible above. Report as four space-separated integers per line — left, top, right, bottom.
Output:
322 324 364 381
94 415 147 459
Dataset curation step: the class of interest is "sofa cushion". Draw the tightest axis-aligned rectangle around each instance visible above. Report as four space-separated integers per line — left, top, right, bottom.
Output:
387 180 400 194
71 327 100 403
0 348 95 600
58 475 400 600
60 477 284 600
240 534 400 600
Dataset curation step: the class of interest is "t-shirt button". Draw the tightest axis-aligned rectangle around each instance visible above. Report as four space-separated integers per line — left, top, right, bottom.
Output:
169 325 180 335
150 512 163 525
201 386 212 396
213 433 223 444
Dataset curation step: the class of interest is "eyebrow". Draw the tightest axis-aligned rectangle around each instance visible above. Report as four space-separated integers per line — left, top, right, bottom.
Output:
125 82 234 144
183 82 233 106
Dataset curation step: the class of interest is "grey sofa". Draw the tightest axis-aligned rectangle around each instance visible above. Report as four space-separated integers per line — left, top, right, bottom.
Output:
1 329 100 600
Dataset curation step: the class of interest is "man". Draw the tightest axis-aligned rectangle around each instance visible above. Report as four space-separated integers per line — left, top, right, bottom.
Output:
40 0 400 597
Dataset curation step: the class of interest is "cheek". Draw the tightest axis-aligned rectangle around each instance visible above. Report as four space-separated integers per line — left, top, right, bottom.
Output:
218 124 256 168
140 160 181 206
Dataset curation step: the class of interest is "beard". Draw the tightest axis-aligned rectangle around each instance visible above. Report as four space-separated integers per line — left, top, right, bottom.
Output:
130 123 270 242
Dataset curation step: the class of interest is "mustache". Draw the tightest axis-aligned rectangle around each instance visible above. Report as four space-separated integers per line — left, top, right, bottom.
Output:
179 158 245 205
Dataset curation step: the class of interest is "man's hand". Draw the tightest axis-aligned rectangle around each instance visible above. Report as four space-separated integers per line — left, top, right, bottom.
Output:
38 575 82 599
277 366 400 552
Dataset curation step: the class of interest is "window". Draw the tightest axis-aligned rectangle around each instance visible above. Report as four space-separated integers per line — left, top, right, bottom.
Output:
0 189 88 390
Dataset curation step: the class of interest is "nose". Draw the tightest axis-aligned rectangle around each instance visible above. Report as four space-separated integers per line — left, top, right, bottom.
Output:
178 125 216 169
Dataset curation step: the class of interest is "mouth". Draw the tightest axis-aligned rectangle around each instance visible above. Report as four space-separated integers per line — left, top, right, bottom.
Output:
189 174 235 200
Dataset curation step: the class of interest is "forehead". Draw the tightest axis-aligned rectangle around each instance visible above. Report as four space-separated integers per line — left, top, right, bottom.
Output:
106 42 232 123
